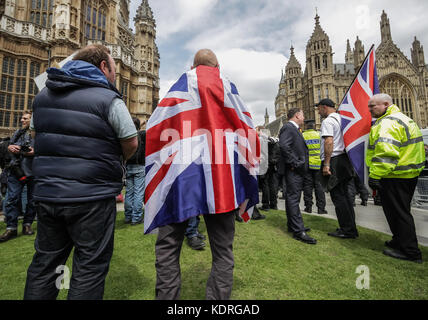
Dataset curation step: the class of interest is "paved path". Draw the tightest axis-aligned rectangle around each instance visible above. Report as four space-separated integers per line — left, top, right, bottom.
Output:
274 193 428 247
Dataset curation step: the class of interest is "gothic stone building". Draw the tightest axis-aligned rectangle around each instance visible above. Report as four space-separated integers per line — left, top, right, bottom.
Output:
0 0 159 137
266 11 428 137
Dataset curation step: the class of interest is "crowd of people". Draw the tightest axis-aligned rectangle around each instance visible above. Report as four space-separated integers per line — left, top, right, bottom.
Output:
0 45 425 301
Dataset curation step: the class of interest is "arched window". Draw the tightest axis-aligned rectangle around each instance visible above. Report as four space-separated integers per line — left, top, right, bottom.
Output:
323 54 327 69
85 1 107 41
380 76 415 120
289 79 294 90
314 56 320 71
30 0 53 27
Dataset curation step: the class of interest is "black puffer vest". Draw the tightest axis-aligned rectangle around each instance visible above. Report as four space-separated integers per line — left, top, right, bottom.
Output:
32 62 124 203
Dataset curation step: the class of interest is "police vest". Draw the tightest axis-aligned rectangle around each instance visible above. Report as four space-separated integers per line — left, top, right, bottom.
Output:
303 129 321 170
366 104 425 179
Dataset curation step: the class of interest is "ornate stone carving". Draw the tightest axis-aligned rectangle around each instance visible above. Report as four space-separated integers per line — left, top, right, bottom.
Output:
6 18 15 32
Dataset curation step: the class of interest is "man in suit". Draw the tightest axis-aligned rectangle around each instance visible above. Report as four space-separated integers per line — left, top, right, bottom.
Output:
278 108 317 244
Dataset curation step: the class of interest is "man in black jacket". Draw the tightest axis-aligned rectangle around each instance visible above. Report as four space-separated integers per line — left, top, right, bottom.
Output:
260 137 280 211
0 112 36 242
278 108 316 244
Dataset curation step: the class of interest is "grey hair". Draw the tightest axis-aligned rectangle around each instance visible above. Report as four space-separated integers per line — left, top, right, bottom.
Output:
372 93 393 105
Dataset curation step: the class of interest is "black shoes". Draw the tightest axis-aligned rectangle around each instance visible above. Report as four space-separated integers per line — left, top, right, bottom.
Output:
361 200 368 206
288 227 311 233
327 229 358 239
269 205 278 210
318 209 328 215
252 212 266 220
0 229 18 242
187 236 205 250
385 240 399 250
304 207 312 213
22 225 34 235
383 248 422 264
260 205 270 211
293 231 317 244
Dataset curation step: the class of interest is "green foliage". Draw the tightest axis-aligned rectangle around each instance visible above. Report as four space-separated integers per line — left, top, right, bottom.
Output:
0 210 427 300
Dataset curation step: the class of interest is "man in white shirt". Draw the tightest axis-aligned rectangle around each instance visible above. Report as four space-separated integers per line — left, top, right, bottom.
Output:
317 98 358 239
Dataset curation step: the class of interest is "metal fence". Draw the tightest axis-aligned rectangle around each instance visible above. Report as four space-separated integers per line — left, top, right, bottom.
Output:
412 176 428 209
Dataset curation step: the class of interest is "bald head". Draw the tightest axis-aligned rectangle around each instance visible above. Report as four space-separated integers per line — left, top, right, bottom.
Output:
368 93 393 118
192 49 219 69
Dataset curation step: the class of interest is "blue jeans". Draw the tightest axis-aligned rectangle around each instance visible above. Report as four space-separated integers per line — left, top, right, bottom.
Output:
4 174 35 230
185 216 200 238
124 164 145 223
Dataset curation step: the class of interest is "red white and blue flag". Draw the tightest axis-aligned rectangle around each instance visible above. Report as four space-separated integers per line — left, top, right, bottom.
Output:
338 45 379 184
143 65 260 234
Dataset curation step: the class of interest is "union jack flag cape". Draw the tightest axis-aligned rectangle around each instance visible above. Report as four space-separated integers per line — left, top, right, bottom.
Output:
144 65 260 234
338 45 379 184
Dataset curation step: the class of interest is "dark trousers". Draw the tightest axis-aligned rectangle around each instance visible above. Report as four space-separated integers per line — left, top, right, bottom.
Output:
24 198 117 300
261 168 278 208
284 169 306 233
155 210 236 300
348 176 369 204
379 178 422 260
329 178 358 236
185 215 200 238
4 174 36 229
303 169 326 210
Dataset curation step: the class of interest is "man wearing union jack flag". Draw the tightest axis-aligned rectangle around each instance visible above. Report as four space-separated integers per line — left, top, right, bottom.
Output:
147 49 260 299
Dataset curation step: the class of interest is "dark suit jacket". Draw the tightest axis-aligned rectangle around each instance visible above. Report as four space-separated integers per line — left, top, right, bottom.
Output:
278 121 309 176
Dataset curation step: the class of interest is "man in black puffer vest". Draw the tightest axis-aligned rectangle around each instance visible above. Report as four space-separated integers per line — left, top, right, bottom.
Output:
24 44 138 300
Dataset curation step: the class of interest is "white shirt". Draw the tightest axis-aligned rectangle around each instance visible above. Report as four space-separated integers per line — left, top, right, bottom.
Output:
320 112 345 161
289 120 300 130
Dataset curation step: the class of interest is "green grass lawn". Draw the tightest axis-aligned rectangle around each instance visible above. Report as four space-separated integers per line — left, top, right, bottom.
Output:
0 209 427 300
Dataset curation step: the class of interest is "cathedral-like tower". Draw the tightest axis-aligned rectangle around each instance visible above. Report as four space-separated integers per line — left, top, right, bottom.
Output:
412 36 426 72
133 0 160 120
380 10 392 43
305 13 333 122
0 0 160 136
353 36 365 69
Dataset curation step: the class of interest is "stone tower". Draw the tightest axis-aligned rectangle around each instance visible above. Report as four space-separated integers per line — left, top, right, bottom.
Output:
412 36 426 72
274 69 287 118
305 13 334 122
264 108 269 127
345 39 353 64
380 10 392 43
133 0 160 120
353 36 365 70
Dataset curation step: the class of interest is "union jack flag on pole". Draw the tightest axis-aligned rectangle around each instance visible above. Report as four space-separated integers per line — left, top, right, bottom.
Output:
143 65 260 234
338 44 380 184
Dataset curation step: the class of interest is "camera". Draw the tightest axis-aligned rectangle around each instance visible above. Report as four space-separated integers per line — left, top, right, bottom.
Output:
20 143 31 153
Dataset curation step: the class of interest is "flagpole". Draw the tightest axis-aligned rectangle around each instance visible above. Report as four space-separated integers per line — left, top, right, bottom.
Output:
338 44 375 106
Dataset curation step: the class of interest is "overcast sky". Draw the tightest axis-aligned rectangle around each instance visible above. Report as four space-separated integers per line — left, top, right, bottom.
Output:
129 0 428 126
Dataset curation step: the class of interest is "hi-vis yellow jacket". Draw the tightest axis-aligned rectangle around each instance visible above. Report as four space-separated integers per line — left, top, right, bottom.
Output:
303 129 322 170
366 104 425 179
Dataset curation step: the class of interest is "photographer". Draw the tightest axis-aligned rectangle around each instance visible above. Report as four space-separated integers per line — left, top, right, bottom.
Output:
0 112 36 242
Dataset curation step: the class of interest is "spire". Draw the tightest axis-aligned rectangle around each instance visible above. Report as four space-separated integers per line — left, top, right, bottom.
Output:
308 12 329 44
353 36 365 69
345 39 353 64
134 0 155 23
264 108 270 126
411 36 425 69
380 10 392 43
286 45 302 72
